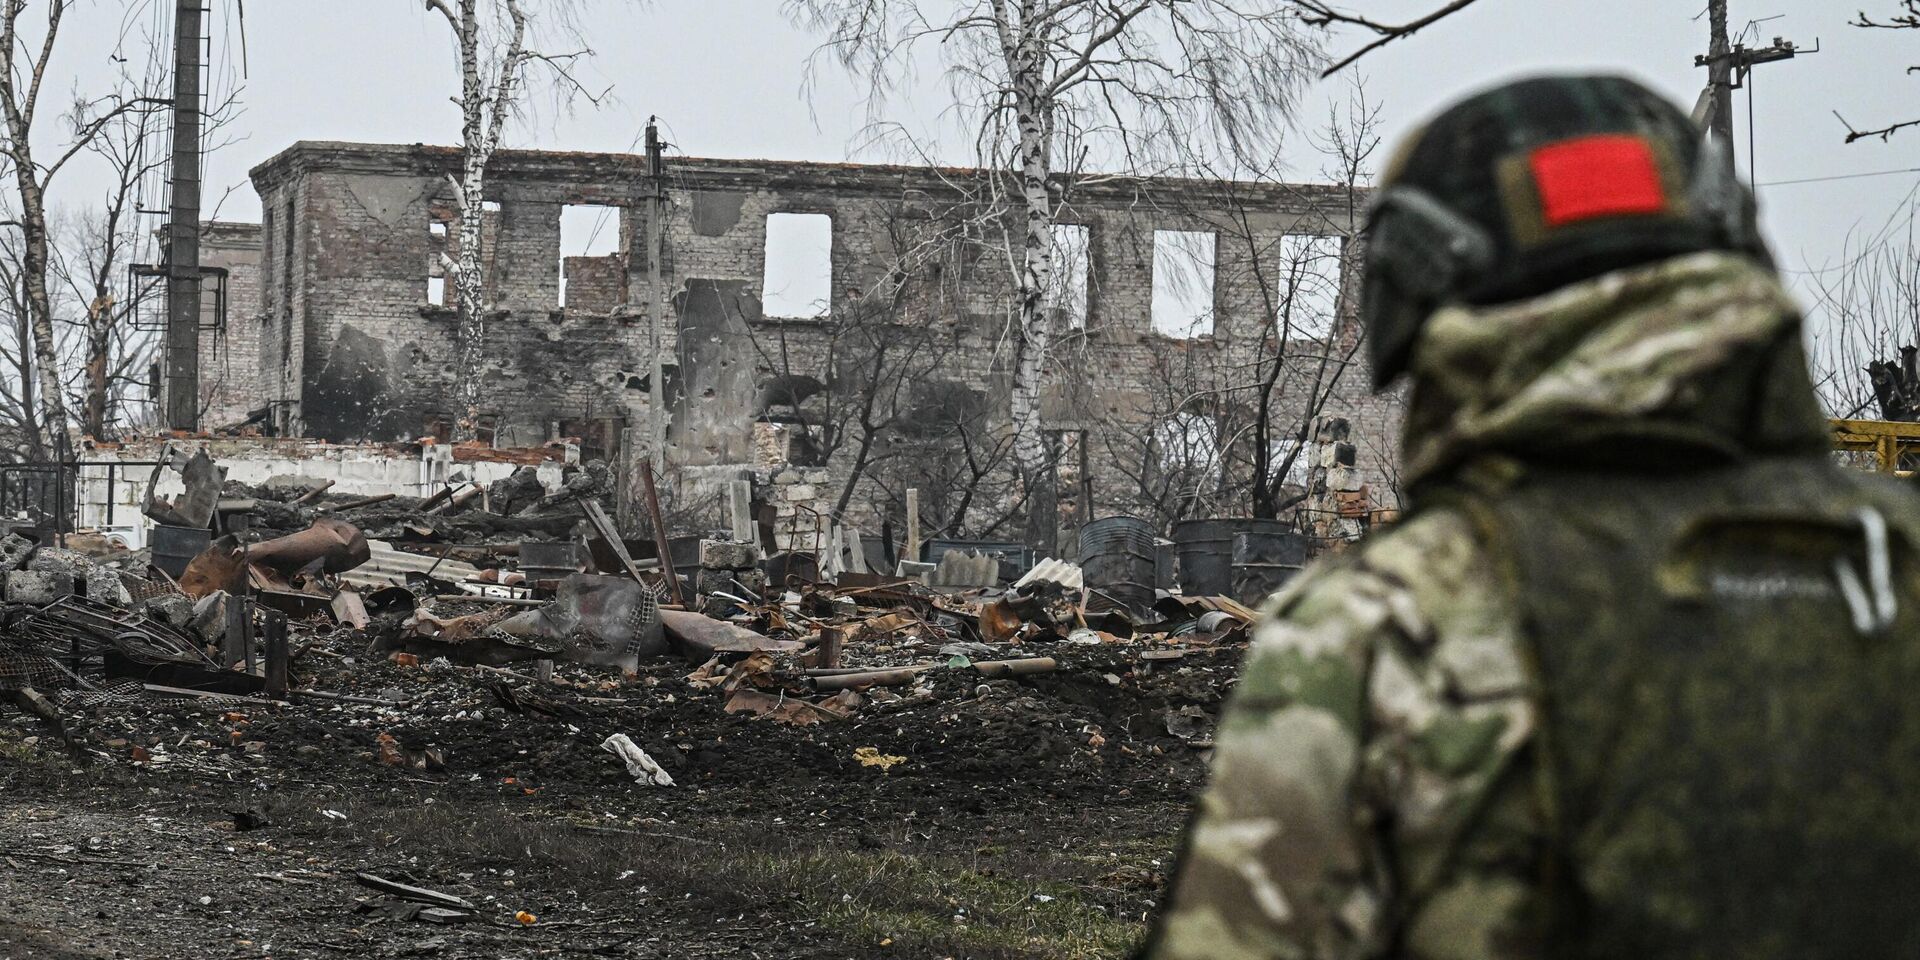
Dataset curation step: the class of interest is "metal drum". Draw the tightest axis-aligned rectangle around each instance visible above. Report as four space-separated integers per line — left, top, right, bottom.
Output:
1078 515 1158 611
1231 526 1307 605
1173 518 1299 602
151 523 212 580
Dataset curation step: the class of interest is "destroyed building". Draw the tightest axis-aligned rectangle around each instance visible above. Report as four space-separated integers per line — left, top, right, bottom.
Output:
192 142 1400 543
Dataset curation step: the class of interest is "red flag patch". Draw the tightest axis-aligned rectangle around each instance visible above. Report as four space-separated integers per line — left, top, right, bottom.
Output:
1529 134 1668 227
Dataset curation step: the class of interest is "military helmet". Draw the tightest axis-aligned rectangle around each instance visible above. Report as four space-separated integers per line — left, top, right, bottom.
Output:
1361 74 1771 389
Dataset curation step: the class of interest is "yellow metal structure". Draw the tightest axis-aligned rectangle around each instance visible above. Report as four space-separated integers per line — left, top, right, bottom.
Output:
1830 418 1920 477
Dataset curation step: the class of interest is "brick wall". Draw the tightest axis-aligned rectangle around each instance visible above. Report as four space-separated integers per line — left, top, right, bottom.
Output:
197 221 264 427
239 142 1405 543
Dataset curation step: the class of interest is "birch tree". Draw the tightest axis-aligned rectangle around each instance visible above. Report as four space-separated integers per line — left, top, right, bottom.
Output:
0 0 155 457
424 0 599 441
789 1 1320 548
53 101 177 440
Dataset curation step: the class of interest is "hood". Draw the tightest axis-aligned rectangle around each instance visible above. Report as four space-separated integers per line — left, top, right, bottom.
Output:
1401 251 1831 491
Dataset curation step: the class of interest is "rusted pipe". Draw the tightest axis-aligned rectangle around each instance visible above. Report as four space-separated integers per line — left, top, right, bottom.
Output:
291 479 335 505
323 493 397 513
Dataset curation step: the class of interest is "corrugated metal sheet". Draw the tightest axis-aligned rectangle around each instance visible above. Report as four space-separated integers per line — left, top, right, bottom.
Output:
1013 557 1083 591
340 540 483 590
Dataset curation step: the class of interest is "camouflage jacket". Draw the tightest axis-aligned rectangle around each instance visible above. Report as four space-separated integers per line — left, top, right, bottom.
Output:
1144 252 1836 960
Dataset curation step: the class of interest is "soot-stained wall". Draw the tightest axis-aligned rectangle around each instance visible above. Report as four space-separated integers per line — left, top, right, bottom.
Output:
243 141 1403 530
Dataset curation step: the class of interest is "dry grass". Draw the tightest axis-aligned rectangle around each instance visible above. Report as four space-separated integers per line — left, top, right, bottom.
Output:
294 795 1149 959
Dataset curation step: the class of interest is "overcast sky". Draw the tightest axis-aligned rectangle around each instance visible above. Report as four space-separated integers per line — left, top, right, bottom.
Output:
42 1 1920 306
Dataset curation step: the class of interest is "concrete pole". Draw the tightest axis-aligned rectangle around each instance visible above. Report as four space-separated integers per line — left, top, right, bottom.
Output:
645 120 667 462
905 488 921 564
729 480 754 543
1705 0 1736 164
164 0 205 431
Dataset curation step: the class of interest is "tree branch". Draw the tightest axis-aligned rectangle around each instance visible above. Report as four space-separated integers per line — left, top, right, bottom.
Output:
1836 109 1920 144
1294 0 1487 75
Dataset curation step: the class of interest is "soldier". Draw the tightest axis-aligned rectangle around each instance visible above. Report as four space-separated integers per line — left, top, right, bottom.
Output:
1143 74 1920 960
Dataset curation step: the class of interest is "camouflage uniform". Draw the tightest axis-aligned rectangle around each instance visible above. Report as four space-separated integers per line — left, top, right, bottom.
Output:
1145 252 1920 959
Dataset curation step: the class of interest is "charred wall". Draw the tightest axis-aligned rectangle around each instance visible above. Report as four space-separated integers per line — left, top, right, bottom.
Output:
242 141 1402 532
196 222 265 429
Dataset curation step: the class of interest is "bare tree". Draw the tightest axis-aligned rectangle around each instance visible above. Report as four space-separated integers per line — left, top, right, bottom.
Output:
747 204 983 526
0 0 160 457
1293 0 1487 74
1087 80 1379 527
1806 201 1920 418
1837 3 1920 142
424 0 601 441
789 0 1321 549
0 226 39 455
52 101 174 440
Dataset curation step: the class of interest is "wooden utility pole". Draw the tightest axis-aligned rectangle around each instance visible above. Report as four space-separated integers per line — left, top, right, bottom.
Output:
164 0 204 431
1694 2 1803 183
645 119 667 463
1701 0 1734 152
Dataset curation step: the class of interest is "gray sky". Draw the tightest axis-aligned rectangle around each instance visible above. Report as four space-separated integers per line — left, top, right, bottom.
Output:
42 1 1920 306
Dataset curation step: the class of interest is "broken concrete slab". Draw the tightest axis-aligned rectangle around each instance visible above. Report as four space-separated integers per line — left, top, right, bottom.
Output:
698 538 759 571
4 570 71 604
0 532 34 573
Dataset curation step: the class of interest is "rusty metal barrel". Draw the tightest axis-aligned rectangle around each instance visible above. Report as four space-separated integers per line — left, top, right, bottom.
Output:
1173 518 1302 603
1231 526 1307 605
151 523 212 580
1078 515 1158 610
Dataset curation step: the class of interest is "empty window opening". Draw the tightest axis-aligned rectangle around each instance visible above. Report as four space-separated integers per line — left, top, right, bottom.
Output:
426 210 456 307
762 213 833 319
560 204 626 310
1276 235 1343 341
1157 411 1220 477
1152 230 1216 338
1049 224 1091 329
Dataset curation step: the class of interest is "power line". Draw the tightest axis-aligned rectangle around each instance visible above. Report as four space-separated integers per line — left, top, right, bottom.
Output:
1759 167 1920 188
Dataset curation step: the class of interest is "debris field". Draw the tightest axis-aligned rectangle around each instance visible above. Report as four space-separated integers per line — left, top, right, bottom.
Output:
1 446 1253 959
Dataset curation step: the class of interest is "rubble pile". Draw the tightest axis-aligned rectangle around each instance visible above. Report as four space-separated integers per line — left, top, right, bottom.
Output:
2 445 1263 953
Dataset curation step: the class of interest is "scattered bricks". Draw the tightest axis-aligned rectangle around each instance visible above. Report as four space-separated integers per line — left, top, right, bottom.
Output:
0 533 33 572
5 570 73 604
1335 487 1372 518
784 484 818 502
698 539 759 571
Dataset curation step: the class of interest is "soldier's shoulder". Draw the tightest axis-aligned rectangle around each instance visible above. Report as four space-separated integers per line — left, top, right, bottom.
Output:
1257 505 1508 638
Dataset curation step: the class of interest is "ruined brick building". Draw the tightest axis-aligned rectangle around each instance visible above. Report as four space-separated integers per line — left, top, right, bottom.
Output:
197 141 1402 546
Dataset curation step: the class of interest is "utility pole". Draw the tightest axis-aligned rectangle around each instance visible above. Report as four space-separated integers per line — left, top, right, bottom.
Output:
1694 3 1805 182
645 119 667 464
1701 0 1734 151
164 0 205 432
